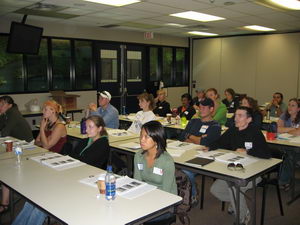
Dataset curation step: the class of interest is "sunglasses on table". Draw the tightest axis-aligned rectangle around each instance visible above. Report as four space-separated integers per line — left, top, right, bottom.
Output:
227 163 244 171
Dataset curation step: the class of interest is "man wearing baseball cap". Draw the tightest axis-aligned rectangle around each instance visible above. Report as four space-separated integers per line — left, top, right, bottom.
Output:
179 98 221 206
88 91 119 129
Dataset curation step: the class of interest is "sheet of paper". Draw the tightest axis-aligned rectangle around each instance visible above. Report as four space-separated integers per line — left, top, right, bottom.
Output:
107 129 131 137
119 142 141 150
167 141 196 151
167 148 186 157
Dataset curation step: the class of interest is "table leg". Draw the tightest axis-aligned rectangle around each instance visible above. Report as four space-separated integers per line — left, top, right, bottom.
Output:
235 184 241 225
252 180 256 225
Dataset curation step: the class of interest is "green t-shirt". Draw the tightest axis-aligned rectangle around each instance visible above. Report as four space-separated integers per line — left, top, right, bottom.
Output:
134 150 177 195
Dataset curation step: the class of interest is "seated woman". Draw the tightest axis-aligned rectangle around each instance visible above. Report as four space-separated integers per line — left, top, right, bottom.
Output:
127 93 156 134
35 100 67 153
153 89 171 117
205 88 227 125
134 120 177 221
222 88 239 113
177 93 196 120
67 115 110 169
226 96 262 129
277 98 300 190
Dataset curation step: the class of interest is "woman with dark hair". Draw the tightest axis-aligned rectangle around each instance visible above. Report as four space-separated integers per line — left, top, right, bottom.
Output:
226 96 263 128
206 88 227 125
67 115 110 169
277 98 300 135
177 93 196 120
277 98 300 190
0 96 33 214
35 100 67 153
128 92 156 134
222 88 239 113
134 121 177 194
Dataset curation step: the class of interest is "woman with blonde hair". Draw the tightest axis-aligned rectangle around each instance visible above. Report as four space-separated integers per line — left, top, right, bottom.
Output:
206 88 227 125
35 100 67 153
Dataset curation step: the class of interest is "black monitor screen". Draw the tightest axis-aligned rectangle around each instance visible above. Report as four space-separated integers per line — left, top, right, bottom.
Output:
7 22 43 55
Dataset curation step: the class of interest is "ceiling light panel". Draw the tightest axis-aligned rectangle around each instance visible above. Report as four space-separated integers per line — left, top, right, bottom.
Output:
268 0 300 10
188 31 218 36
83 0 140 7
170 11 225 22
243 25 275 31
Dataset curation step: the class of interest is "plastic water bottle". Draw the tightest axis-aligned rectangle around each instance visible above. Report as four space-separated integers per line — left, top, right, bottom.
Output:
15 144 23 165
122 106 126 115
105 165 116 201
80 118 87 134
181 114 187 127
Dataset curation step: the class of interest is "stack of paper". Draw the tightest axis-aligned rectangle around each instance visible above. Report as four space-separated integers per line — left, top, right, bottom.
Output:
107 129 131 137
277 133 294 140
31 153 85 170
167 141 196 151
213 152 258 166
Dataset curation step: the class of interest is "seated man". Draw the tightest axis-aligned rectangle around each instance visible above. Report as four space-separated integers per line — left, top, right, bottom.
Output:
179 98 221 206
210 106 271 225
88 91 119 129
153 89 171 117
264 92 287 117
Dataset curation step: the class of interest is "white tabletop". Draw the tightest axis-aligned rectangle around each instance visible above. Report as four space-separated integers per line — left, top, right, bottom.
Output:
0 156 181 225
110 138 282 181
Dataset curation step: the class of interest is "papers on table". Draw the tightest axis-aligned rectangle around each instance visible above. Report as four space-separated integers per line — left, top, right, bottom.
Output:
31 153 85 170
107 129 132 137
166 140 200 157
0 138 36 150
277 133 300 143
119 142 141 150
79 175 156 200
197 151 258 166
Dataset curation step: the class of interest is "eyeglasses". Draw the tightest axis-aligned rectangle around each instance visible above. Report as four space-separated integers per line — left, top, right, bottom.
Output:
227 163 244 171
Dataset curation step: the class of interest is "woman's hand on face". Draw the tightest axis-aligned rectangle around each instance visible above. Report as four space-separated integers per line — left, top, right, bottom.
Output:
40 117 48 130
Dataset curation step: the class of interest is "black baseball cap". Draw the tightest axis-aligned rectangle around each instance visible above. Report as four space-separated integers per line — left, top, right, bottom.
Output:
199 98 214 107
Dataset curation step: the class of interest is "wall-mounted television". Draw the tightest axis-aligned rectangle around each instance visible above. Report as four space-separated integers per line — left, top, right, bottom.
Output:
7 22 43 55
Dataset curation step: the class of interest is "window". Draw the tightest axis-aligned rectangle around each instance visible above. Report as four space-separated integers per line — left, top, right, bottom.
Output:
74 40 93 89
52 39 71 90
127 51 142 81
149 47 159 81
0 36 24 93
100 49 118 82
175 48 187 86
162 47 173 87
27 38 48 91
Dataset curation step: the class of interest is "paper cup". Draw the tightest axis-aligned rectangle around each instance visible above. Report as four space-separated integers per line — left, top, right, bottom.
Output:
96 175 106 194
4 140 13 152
166 113 172 123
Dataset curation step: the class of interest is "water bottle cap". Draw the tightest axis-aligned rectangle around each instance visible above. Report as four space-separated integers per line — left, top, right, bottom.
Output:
107 165 112 172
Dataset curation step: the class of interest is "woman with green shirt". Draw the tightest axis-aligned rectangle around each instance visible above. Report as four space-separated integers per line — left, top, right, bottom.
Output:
134 121 177 195
206 88 227 125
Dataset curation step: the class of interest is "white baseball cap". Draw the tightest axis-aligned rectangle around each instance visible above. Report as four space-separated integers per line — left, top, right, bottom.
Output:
99 91 111 101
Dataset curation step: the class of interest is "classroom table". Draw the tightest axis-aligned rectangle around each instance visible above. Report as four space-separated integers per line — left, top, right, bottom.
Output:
110 138 282 225
265 132 300 205
0 154 181 225
21 108 83 120
0 138 48 161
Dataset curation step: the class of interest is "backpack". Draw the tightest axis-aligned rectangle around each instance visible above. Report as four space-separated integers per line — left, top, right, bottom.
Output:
175 168 192 225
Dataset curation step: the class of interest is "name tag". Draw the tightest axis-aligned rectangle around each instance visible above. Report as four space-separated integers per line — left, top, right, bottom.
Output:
245 142 253 150
199 125 209 133
153 167 163 176
159 106 163 109
184 111 189 115
137 163 143 170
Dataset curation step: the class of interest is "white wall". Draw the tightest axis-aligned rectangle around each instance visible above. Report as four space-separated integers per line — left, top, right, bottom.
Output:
192 32 300 105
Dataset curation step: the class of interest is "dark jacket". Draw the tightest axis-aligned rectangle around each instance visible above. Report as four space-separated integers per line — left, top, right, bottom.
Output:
153 101 171 117
0 105 33 142
69 137 110 169
211 124 271 159
177 105 196 120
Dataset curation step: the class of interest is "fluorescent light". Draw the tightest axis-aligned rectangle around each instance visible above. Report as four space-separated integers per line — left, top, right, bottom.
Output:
244 25 275 31
188 31 218 36
170 11 225 22
268 0 300 10
165 23 186 27
83 0 140 7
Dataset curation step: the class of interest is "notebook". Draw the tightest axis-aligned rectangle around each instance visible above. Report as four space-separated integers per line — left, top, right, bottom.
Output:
185 157 214 167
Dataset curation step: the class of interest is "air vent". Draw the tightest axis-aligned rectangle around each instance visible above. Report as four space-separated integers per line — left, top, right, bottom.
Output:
27 3 66 11
100 24 120 28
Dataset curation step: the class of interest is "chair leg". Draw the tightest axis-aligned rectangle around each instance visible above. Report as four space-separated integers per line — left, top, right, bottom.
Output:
200 175 205 209
221 201 225 211
275 183 284 216
260 183 268 225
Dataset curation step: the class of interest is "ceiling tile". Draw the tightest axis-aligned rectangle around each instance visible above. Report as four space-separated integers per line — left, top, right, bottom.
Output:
194 0 248 7
125 2 182 14
258 12 300 23
225 2 277 16
200 6 247 18
146 0 212 11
